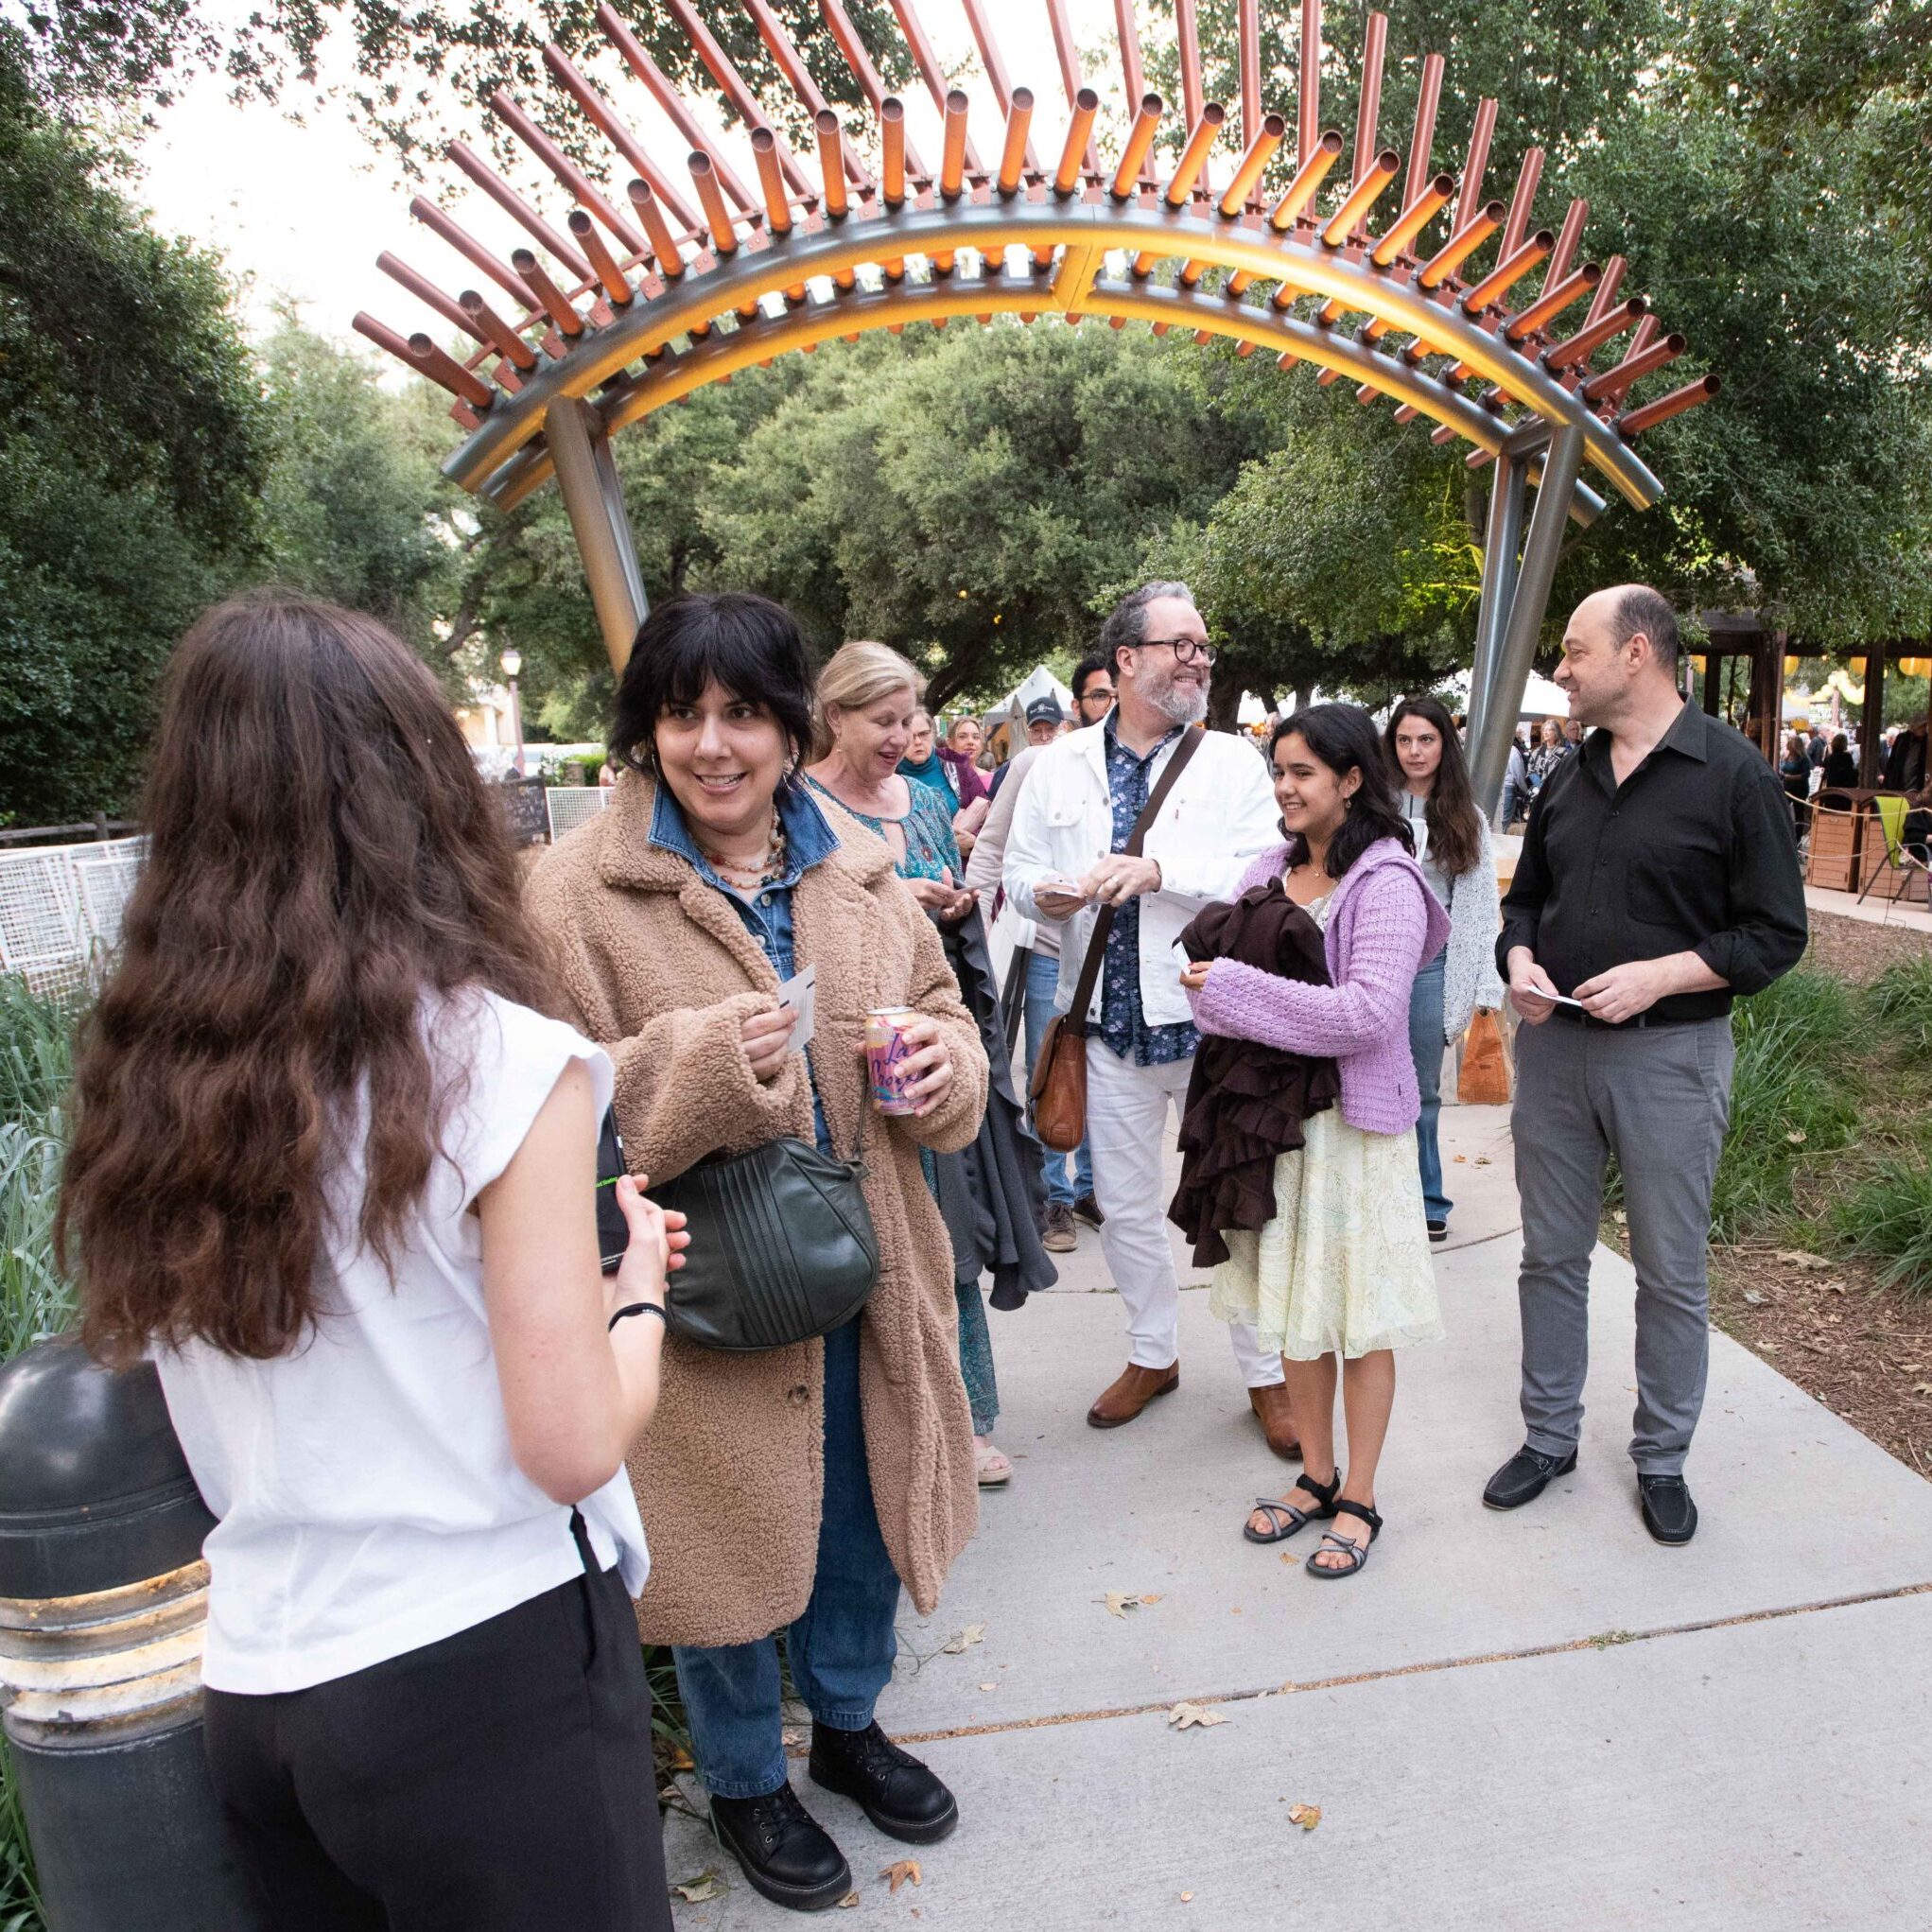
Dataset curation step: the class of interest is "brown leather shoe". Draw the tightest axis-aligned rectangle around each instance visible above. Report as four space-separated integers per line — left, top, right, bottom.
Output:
1248 1383 1301 1460
1087 1361 1179 1429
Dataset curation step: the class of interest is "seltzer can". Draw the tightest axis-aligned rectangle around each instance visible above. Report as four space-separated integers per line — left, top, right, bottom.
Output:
864 1006 922 1116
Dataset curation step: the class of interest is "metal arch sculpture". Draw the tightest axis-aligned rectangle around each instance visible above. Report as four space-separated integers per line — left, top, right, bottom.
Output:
353 0 1719 803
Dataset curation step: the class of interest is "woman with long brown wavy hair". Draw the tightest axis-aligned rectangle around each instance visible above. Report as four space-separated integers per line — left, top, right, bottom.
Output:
58 593 682 1932
1383 695 1504 1244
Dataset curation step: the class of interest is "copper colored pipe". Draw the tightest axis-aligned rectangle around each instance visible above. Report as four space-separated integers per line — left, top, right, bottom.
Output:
1460 229 1553 311
1055 88 1100 197
598 3 757 212
962 0 1039 172
998 88 1036 196
352 312 422 373
1582 253 1627 328
1580 329 1685 403
1543 198 1589 293
1238 0 1262 148
688 153 739 257
447 141 592 282
1166 103 1226 207
665 0 811 198
1617 373 1719 436
568 211 632 306
1111 94 1164 200
1298 0 1323 165
1416 199 1504 288
940 89 970 200
1503 260 1600 341
751 129 793 235
1544 293 1645 370
1392 402 1418 423
1219 113 1286 216
378 252 488 345
1317 366 1344 386
510 251 583 338
1319 148 1399 246
1456 96 1497 232
1176 0 1207 161
1115 0 1147 111
1352 10 1388 185
1278 349 1298 371
1268 276 1309 311
814 111 852 218
1369 171 1454 266
408 331 495 408
1404 51 1444 205
1267 127 1345 227
1627 313 1662 361
1499 146 1544 260
542 45 699 233
460 289 538 371
892 0 985 174
818 1 929 177
881 97 908 205
626 179 687 277
489 89 645 256
1430 423 1458 444
409 199 536 312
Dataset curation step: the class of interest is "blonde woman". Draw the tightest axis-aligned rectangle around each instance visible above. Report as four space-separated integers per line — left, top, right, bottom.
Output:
807 642 1057 1488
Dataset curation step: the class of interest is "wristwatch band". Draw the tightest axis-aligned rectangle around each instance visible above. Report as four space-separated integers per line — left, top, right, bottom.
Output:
607 1301 669 1332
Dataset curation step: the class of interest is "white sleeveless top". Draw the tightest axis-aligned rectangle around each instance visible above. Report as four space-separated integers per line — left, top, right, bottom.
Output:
155 989 649 1695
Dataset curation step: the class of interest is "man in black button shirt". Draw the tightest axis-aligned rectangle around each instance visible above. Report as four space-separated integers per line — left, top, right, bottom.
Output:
1484 585 1806 1544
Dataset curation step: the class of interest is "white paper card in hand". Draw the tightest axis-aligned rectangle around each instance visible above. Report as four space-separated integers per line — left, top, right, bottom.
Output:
776 961 817 1053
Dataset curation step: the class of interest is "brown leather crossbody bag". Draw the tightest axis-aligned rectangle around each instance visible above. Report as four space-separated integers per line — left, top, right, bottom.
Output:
1027 727 1201 1152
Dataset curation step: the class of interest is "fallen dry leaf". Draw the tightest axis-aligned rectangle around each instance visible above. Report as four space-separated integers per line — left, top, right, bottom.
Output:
1785 1129 1807 1144
1287 1802 1322 1832
1103 1590 1157 1617
940 1623 986 1654
668 1747 695 1772
978 1680 996 1692
673 1870 723 1903
1473 1155 1492 1167
1180 1891 1195 1903
1139 1593 1163 1605
1168 1700 1227 1730
1279 1550 1299 1565
839 1891 861 1908
1612 1209 1627 1226
1774 1249 1831 1271
1914 1384 1932 1397
1742 1289 1766 1306
882 1859 922 1893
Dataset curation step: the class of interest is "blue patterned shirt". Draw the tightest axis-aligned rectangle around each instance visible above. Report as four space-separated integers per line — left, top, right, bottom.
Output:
1098 715 1198 1067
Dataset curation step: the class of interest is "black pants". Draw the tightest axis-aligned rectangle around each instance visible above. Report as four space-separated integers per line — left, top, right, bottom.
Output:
203 1533 670 1932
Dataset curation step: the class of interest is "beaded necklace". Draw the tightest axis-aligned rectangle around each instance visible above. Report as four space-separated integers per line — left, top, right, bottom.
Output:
697 806 788 893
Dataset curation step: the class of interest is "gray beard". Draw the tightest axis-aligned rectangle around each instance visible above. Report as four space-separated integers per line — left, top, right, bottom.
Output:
1148 676 1210 727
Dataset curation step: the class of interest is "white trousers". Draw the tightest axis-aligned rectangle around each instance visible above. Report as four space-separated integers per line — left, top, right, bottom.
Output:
1086 1042 1281 1387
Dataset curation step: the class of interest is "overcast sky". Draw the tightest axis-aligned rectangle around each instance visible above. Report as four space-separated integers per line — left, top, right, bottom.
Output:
132 1 1132 354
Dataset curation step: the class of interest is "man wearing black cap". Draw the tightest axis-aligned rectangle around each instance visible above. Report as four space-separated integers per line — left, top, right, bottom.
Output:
1024 694 1067 745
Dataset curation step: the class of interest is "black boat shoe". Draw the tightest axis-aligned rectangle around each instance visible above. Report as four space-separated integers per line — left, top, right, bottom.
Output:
709 1784 852 1913
1638 1473 1698 1544
809 1721 959 1844
1482 1444 1578 1510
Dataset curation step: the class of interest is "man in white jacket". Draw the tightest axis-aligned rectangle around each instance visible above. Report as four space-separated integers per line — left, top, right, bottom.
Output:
1004 583 1295 1450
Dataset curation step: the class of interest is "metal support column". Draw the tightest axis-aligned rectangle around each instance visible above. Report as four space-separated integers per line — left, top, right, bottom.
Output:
1858 649 1886 787
1468 422 1588 817
546 397 649 675
1465 451 1526 755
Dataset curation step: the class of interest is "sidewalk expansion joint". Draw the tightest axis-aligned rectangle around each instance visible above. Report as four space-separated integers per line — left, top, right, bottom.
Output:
885 1579 1932 1749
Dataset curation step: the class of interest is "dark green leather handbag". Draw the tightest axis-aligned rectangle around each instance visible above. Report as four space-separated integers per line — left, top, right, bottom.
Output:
598 1111 879 1351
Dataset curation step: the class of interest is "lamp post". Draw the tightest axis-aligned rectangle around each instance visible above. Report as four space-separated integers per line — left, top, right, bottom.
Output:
500 648 525 777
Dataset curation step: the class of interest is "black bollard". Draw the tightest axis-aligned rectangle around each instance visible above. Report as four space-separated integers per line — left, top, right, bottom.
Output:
0 1336 267 1930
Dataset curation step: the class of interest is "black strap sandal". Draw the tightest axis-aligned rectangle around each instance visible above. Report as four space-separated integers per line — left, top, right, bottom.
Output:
1242 1471 1340 1545
1307 1499 1383 1578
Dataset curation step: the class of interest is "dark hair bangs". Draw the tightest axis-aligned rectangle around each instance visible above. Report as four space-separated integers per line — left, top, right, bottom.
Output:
1269 701 1414 880
609 592 817 778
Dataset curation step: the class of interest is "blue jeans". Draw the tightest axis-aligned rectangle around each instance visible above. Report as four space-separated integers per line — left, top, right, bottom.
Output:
671 1318 900 1798
1022 946 1092 1207
1408 949 1452 1224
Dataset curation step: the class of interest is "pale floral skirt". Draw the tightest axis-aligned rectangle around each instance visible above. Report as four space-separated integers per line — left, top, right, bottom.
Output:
1209 1112 1445 1361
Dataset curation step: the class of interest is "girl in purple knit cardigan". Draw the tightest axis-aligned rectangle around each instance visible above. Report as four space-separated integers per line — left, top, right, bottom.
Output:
1179 705 1449 1577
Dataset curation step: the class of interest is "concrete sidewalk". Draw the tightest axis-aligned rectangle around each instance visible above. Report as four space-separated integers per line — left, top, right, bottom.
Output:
664 1107 1932 1930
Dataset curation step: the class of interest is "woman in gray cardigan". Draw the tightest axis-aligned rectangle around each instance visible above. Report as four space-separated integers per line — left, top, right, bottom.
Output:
1385 698 1505 1242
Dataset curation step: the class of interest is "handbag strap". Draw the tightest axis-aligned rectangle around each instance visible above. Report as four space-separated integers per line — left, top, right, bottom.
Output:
1063 725 1204 1035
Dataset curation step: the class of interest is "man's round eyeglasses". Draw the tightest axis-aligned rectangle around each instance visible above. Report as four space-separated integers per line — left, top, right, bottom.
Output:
1134 637 1218 667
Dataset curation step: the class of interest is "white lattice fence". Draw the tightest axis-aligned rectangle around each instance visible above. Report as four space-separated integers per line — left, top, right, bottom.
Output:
0 838 146 998
546 788 611 842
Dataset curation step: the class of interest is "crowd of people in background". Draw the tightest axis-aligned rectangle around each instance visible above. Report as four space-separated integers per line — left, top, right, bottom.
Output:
47 571 1827 1923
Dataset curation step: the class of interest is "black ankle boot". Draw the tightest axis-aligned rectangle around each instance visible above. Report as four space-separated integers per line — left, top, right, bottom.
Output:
709 1784 852 1913
809 1721 959 1843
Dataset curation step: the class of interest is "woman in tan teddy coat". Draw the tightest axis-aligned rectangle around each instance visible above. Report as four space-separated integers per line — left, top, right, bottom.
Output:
527 592 989 1912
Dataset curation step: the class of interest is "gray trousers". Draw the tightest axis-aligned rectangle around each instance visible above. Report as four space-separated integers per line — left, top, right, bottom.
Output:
1512 1015 1734 1474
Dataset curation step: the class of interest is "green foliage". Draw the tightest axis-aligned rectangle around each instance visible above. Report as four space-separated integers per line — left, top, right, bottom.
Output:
1866 956 1932 1062
1831 1137 1932 1296
1709 970 1863 1243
